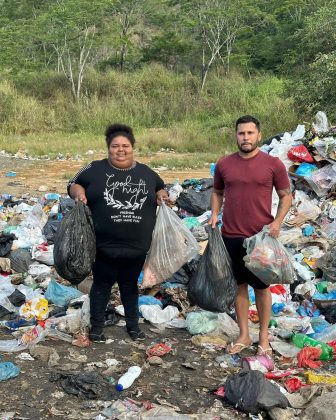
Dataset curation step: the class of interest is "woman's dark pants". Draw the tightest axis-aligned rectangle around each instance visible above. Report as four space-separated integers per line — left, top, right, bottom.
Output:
89 255 146 332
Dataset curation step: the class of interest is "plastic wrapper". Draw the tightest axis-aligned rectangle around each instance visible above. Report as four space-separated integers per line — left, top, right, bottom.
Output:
53 202 96 284
297 347 322 369
284 378 307 393
288 145 314 163
305 370 336 385
19 297 49 321
295 163 318 177
44 279 82 307
243 227 297 285
142 202 200 288
187 227 237 312
0 362 20 381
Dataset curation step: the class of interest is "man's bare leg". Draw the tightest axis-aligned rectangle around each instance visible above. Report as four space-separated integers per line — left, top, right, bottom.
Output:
254 287 272 353
228 283 252 353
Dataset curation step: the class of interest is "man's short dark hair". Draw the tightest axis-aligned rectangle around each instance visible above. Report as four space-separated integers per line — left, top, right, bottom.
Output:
235 115 260 131
105 123 136 147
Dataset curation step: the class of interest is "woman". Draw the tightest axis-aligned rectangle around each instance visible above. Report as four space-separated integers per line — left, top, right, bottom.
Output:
68 124 168 342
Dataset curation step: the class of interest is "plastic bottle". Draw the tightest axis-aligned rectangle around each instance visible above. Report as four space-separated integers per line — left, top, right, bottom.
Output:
312 324 336 343
316 281 328 293
116 366 142 391
291 333 334 360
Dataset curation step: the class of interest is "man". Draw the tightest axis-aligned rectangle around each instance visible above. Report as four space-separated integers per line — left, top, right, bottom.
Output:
209 115 292 355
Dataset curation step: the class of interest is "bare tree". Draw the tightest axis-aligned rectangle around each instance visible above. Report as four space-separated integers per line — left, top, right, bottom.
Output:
188 0 247 89
52 25 96 100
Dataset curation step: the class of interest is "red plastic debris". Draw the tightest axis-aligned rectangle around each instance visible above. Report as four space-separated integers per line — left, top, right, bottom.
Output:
297 346 322 369
73 334 90 347
270 285 286 295
214 386 225 397
265 368 303 380
284 377 307 393
146 342 172 358
288 145 314 163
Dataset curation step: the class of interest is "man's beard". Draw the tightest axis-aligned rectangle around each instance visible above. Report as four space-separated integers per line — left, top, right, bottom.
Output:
237 142 258 154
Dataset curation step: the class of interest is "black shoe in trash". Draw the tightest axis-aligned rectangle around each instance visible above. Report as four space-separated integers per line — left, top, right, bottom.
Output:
127 327 146 341
89 329 106 343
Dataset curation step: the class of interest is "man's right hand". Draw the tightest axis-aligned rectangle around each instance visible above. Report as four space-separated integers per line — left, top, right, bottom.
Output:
208 213 218 228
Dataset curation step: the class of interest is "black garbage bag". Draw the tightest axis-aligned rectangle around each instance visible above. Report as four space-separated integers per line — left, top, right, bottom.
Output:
187 227 237 312
49 372 112 400
167 257 200 285
0 289 26 319
43 216 61 244
8 249 33 273
0 234 15 257
177 188 212 216
53 202 96 285
224 370 289 414
58 197 75 215
320 305 336 324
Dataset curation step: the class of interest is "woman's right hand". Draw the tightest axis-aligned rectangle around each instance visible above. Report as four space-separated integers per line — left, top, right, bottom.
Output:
69 184 87 204
74 193 87 205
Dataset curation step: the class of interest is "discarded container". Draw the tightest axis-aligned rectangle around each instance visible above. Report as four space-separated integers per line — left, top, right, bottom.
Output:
116 366 141 391
291 333 334 360
241 355 274 373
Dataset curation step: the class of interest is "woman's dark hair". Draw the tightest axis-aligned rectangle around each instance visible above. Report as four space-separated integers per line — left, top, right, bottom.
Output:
105 123 136 147
235 115 260 131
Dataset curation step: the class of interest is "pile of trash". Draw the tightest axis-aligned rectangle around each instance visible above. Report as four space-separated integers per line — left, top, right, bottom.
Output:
1 111 336 418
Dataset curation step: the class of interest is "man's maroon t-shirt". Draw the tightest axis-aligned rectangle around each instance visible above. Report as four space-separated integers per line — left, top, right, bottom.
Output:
214 151 290 238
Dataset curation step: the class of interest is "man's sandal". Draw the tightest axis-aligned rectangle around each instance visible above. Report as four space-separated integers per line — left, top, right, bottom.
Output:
257 345 272 357
227 341 252 355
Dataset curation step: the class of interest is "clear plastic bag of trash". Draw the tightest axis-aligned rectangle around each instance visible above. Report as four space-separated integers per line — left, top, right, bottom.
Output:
187 227 237 312
139 304 179 324
243 227 297 285
53 202 96 285
185 311 219 335
306 164 336 197
141 202 200 288
317 247 336 282
32 244 54 266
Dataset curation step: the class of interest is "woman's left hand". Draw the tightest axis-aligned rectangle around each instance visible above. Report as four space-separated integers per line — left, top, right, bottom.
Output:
156 189 169 205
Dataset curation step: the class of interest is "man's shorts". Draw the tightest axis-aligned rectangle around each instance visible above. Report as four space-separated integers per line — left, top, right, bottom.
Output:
223 236 269 290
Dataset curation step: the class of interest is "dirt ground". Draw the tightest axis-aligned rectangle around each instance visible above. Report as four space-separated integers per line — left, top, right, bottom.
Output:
0 153 210 197
0 154 248 419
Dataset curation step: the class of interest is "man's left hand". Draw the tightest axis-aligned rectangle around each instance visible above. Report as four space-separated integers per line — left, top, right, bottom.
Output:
156 189 169 205
268 220 281 238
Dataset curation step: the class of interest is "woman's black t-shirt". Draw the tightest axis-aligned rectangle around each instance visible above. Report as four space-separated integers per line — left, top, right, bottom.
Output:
68 159 165 259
